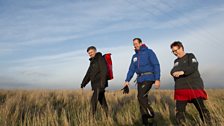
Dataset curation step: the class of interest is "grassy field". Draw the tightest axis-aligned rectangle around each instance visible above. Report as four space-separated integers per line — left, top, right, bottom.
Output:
0 89 223 126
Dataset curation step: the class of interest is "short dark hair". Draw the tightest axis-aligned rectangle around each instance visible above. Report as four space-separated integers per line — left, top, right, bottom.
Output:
170 41 184 50
133 38 142 43
87 46 97 52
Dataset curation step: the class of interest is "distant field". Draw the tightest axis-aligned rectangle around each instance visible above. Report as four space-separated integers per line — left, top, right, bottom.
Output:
0 89 223 126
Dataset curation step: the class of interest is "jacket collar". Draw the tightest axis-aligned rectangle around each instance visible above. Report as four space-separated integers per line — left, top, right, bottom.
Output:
135 44 148 53
89 52 102 61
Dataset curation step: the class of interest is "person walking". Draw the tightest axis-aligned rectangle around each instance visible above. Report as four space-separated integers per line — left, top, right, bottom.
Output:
170 41 211 125
81 46 108 116
123 38 161 126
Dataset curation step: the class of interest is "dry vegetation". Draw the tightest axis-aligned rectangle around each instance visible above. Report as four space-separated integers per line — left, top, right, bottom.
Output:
0 89 223 126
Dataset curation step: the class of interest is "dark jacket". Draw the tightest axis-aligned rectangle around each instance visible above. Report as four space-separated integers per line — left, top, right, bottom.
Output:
81 52 108 90
171 53 207 100
125 44 160 83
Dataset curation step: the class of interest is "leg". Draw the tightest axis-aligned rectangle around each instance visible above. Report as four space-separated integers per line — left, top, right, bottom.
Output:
192 98 211 125
98 89 108 116
176 100 187 125
137 81 154 125
91 89 99 116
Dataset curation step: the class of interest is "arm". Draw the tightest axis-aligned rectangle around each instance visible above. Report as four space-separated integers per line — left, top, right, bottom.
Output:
170 60 181 76
81 66 91 87
148 50 160 80
125 56 136 82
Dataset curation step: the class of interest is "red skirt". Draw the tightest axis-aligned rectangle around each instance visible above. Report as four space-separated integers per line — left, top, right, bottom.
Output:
174 89 208 101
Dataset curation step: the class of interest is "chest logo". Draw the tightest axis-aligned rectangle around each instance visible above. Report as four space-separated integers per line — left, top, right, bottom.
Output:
174 62 179 67
133 57 137 62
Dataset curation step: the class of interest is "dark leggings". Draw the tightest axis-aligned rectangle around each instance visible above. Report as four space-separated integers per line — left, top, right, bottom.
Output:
176 98 211 125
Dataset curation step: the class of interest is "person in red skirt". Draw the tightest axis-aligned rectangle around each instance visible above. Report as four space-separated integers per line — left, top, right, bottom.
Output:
170 41 211 125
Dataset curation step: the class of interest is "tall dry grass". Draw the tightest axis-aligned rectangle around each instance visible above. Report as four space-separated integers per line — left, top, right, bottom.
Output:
0 89 223 126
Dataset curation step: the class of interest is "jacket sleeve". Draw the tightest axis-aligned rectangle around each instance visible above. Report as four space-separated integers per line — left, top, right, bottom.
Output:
81 66 91 86
170 60 180 76
125 56 136 82
98 55 108 87
182 53 198 76
148 50 161 80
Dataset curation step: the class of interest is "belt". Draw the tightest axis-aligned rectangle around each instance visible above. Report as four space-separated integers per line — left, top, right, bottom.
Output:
137 72 154 77
134 72 154 83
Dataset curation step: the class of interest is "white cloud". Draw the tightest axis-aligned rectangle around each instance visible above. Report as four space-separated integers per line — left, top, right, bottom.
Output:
0 0 224 89
0 0 175 48
153 3 224 29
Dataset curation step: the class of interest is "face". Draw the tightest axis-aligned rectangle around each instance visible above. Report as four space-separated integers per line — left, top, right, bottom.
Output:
88 49 96 58
171 46 185 58
133 40 142 50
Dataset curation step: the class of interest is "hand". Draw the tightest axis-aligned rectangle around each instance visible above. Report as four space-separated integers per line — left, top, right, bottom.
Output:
154 80 160 89
172 71 184 78
124 81 129 87
121 85 129 94
81 84 85 88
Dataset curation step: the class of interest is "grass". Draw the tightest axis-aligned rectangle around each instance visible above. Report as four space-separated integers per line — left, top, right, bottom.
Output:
0 89 223 126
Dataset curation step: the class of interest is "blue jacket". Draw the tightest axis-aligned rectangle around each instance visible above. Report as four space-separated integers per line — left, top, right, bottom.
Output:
125 44 160 83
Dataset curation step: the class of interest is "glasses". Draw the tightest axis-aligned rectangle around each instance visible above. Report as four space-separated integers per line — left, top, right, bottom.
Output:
172 48 180 53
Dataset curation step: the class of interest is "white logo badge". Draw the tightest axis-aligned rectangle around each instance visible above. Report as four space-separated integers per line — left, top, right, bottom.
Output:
133 57 137 62
192 58 197 63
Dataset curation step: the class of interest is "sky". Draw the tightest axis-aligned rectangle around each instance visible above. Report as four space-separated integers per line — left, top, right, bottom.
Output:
0 0 224 90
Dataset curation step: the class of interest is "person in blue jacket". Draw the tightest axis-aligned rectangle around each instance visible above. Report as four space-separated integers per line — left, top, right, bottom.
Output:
123 38 160 126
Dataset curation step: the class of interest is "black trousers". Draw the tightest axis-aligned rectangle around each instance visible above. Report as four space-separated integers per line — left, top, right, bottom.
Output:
91 88 108 115
176 98 211 125
137 81 155 125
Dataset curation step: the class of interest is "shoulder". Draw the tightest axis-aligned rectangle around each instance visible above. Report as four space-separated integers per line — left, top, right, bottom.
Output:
145 49 157 57
94 52 104 62
146 48 155 54
187 53 196 58
132 53 137 58
95 52 103 58
174 58 178 62
187 53 193 56
146 48 152 52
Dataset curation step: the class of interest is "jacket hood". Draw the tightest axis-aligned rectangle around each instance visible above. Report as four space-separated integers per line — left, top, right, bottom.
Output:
89 52 102 61
135 44 148 53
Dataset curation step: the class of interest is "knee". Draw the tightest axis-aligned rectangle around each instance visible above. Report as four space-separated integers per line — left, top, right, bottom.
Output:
137 95 144 103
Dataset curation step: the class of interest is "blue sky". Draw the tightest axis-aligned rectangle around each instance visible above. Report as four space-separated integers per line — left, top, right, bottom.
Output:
0 0 224 89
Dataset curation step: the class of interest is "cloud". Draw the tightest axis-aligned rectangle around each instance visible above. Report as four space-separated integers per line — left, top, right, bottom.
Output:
0 45 133 88
0 0 179 48
0 0 224 89
3 24 224 89
154 4 224 29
